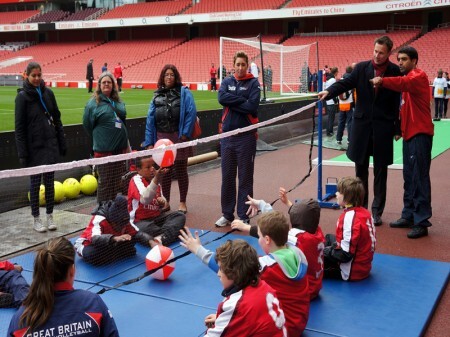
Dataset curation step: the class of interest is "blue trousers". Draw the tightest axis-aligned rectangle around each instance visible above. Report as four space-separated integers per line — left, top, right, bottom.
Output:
220 132 256 221
401 134 433 227
0 269 29 307
336 108 353 142
434 98 444 118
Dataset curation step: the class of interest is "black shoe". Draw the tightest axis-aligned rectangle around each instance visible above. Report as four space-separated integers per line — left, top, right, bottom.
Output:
389 218 413 228
407 226 428 239
326 133 333 137
373 215 382 226
433 118 441 121
0 292 13 308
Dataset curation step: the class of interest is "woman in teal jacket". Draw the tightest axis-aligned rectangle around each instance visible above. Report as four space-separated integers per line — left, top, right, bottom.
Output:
83 72 129 204
143 64 197 214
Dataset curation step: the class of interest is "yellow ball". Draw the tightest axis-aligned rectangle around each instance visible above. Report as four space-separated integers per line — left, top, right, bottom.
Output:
63 178 81 199
80 174 98 195
54 181 65 203
28 184 46 206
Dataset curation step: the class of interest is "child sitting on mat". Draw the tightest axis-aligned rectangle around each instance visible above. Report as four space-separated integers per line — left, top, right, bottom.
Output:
233 188 325 300
180 210 310 337
75 195 155 265
0 261 29 308
179 233 287 336
323 176 376 281
127 156 185 246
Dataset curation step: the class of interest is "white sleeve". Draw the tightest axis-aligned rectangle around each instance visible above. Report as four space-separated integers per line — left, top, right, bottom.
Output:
140 180 158 205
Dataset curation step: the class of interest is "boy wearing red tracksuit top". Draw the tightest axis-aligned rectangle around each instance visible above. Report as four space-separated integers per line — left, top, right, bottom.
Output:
232 191 325 300
74 195 153 265
324 177 376 281
186 211 309 337
371 46 434 239
127 156 185 246
179 234 287 337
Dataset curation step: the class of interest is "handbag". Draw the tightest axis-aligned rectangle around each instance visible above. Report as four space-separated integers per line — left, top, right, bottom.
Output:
191 116 202 139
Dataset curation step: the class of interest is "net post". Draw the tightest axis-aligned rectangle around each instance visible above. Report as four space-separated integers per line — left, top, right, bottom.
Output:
259 33 267 103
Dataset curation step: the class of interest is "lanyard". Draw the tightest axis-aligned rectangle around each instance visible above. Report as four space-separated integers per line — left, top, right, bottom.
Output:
36 87 54 126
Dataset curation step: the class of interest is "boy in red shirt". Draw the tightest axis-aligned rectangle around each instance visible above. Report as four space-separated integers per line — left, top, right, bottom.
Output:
324 176 376 281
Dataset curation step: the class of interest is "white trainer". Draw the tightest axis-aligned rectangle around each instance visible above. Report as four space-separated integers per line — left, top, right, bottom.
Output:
47 214 57 231
33 216 47 233
215 216 231 228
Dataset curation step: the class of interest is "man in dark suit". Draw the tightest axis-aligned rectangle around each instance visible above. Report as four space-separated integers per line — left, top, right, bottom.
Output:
86 59 94 93
318 36 401 226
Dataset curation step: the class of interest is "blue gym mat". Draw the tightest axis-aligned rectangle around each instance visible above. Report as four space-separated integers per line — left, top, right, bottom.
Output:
2 230 449 337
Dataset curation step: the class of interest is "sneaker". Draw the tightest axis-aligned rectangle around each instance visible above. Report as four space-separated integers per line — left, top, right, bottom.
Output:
215 216 232 228
336 141 342 145
33 216 47 233
389 218 413 228
407 226 428 239
0 292 13 308
373 215 382 226
47 214 57 231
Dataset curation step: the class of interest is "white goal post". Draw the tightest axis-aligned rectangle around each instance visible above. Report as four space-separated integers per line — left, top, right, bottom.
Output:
219 36 315 96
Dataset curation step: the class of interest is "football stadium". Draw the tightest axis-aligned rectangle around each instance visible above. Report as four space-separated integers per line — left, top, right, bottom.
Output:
0 0 449 336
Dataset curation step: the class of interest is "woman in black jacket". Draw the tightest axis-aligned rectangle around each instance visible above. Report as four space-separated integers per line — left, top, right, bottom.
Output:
15 62 66 233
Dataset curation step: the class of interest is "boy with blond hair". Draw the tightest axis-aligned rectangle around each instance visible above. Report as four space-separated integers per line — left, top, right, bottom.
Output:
324 176 376 280
181 210 310 337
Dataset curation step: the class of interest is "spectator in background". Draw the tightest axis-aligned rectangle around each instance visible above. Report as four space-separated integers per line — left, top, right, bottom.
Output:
101 62 107 73
336 66 354 145
324 67 338 137
143 64 198 214
83 72 130 204
311 70 318 92
15 62 67 233
318 36 402 227
86 58 94 93
0 261 29 308
220 64 226 80
444 72 449 118
432 69 447 121
210 63 217 92
264 65 273 92
8 237 119 336
250 61 259 79
114 62 124 93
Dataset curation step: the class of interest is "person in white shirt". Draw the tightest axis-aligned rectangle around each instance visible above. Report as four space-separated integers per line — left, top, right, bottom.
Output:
432 69 447 121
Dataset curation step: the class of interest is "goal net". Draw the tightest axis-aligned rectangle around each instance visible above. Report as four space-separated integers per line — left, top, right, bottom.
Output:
220 36 315 96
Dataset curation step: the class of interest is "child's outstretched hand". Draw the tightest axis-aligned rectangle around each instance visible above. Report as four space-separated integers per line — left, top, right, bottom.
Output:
178 226 202 254
279 187 293 207
153 167 169 184
245 195 261 217
231 220 251 233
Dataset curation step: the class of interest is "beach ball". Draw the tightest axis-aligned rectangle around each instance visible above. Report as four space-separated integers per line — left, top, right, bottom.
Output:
145 245 175 280
28 184 46 206
153 139 177 168
80 174 98 195
63 178 81 199
54 181 65 203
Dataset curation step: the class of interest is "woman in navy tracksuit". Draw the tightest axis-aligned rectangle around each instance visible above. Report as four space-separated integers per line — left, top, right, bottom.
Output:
215 51 261 227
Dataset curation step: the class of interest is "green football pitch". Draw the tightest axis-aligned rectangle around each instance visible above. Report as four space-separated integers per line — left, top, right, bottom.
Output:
0 86 306 132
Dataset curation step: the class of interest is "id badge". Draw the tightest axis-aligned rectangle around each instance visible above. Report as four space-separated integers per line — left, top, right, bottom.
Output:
115 121 122 129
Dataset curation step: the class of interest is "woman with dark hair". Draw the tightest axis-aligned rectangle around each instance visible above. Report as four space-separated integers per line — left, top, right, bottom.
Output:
7 237 119 336
83 72 130 204
15 61 66 233
143 64 197 214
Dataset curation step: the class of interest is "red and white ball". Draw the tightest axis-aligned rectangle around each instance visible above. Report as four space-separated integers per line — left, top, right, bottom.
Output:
145 245 175 280
153 138 177 168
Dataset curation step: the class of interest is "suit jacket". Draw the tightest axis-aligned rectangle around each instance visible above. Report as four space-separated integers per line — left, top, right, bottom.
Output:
326 60 401 166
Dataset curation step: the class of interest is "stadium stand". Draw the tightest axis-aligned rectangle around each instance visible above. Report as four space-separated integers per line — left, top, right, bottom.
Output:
98 0 192 19
184 0 287 13
0 10 39 24
287 0 382 6
25 10 70 23
408 26 450 82
62 8 107 22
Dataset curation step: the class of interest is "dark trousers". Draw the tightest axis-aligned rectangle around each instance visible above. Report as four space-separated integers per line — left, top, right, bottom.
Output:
161 158 189 203
96 160 127 204
355 157 388 217
220 132 256 221
134 211 186 246
82 241 136 265
30 172 54 217
323 234 343 280
401 134 433 227
326 104 337 135
444 98 448 117
0 269 29 308
434 98 444 118
117 78 122 92
88 79 93 93
211 78 217 91
336 108 353 142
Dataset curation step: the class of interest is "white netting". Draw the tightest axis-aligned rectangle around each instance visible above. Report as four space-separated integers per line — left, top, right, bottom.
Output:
220 36 315 96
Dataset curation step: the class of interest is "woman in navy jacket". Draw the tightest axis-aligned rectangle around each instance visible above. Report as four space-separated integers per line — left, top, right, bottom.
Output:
215 51 261 227
144 64 197 214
